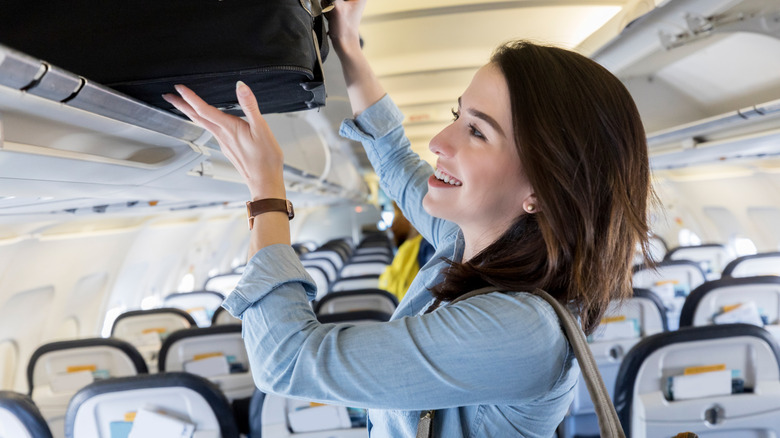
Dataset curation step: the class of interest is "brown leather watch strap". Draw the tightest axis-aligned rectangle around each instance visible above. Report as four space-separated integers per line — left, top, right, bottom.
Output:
246 198 294 230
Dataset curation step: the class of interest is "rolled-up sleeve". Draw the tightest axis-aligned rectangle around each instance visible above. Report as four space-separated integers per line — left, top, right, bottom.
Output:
222 244 317 318
224 251 570 411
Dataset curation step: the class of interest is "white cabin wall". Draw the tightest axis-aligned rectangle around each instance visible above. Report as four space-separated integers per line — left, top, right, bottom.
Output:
0 226 139 393
652 167 780 253
0 208 250 393
650 177 705 249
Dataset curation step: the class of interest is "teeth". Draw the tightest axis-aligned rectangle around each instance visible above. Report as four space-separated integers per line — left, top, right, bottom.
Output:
434 168 462 186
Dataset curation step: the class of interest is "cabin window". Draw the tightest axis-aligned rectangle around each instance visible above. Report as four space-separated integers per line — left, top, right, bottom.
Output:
56 317 79 341
678 228 702 246
733 236 758 257
0 340 17 389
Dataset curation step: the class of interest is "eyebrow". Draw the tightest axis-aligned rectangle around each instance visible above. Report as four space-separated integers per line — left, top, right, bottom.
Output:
458 96 506 138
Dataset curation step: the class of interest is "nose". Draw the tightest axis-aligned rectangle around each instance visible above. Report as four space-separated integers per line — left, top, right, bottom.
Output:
429 123 455 158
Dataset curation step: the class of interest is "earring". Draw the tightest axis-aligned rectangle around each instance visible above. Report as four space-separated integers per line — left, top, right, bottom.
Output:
524 203 536 213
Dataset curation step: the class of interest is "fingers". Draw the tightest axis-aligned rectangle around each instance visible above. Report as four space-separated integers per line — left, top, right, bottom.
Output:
235 81 265 130
162 93 222 134
172 84 238 130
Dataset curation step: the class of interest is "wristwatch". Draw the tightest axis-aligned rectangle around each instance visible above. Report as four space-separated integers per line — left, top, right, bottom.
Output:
246 198 294 230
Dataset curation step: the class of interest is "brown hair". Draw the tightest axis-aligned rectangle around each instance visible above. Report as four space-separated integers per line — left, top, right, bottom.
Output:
429 40 655 334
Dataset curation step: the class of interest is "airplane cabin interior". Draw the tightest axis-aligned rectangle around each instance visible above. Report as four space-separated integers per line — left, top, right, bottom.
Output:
2 0 780 437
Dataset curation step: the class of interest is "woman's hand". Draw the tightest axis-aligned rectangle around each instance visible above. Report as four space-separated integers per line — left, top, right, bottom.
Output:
327 0 367 54
162 82 285 200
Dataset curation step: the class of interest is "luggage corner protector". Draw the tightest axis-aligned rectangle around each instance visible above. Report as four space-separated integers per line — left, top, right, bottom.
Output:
301 82 327 109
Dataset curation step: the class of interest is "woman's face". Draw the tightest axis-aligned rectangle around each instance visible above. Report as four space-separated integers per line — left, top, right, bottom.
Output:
422 63 533 242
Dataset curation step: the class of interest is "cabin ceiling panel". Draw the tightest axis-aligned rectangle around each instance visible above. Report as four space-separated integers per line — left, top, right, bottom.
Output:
655 33 780 115
382 68 479 108
359 1 632 166
362 5 623 78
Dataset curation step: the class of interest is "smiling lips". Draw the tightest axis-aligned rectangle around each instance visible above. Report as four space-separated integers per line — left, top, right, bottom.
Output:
433 168 462 186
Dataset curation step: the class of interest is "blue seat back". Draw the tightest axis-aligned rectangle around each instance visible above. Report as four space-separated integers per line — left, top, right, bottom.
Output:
0 390 53 438
614 324 780 437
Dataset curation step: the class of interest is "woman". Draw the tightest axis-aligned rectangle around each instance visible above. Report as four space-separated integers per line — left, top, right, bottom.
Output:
163 0 652 435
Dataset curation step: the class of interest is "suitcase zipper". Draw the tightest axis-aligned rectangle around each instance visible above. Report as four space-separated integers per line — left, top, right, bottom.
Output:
110 66 314 87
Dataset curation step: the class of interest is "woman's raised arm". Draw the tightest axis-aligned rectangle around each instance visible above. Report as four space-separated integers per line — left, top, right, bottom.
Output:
162 84 291 259
327 0 386 117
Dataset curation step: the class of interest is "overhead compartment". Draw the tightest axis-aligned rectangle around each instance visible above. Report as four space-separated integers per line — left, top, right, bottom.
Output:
0 44 368 209
589 0 780 168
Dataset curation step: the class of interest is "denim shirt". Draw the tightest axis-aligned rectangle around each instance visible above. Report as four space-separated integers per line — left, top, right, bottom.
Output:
223 95 578 437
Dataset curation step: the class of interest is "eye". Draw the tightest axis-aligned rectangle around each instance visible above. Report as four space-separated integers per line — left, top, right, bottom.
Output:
452 107 486 140
469 124 485 140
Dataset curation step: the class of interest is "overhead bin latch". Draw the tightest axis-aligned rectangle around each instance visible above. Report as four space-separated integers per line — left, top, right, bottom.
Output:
660 8 780 50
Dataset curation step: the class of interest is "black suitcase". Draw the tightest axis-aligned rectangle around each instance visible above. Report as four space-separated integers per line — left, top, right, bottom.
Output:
0 0 328 115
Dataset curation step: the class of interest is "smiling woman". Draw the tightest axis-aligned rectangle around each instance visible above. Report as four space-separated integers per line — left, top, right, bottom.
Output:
424 40 654 333
163 0 653 436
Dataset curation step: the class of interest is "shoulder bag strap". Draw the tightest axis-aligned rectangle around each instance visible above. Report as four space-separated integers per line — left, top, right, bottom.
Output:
527 288 625 438
416 287 625 438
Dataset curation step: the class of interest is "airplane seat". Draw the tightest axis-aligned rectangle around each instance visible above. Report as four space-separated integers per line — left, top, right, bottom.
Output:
633 260 707 330
614 324 780 438
204 273 243 296
163 290 226 328
64 372 239 438
158 325 252 436
292 242 311 256
26 338 147 438
632 234 668 266
302 250 345 271
357 232 392 248
260 393 367 438
329 275 381 292
648 235 669 262
158 325 252 402
559 288 667 438
722 251 780 278
211 307 241 326
679 275 780 341
0 390 53 438
232 265 246 274
110 308 196 373
347 253 393 265
303 265 330 300
301 258 338 285
338 261 389 279
319 240 353 261
316 310 393 324
314 289 398 316
665 243 735 280
352 246 393 259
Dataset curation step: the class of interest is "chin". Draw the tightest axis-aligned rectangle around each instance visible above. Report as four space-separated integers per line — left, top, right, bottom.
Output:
421 195 448 221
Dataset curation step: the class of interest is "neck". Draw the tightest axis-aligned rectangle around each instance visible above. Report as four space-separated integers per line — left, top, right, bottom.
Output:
460 216 522 262
461 229 500 262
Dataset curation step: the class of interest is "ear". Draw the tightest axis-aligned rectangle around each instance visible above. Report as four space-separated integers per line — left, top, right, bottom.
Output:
522 195 539 214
